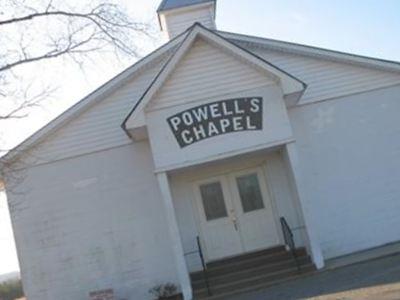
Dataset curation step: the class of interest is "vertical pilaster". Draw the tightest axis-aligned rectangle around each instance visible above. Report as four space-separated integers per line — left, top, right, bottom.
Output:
284 142 325 269
156 172 193 299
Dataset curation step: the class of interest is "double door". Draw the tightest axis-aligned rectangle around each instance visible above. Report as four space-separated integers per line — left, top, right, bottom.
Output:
194 167 280 261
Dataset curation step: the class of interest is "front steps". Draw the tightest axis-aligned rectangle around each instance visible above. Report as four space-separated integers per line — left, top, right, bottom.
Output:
191 246 315 299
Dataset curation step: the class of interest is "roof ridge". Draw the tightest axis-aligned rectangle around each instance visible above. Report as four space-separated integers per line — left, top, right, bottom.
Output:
218 30 400 72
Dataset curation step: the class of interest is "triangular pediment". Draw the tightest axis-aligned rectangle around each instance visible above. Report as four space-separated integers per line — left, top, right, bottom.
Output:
124 23 304 131
148 37 276 110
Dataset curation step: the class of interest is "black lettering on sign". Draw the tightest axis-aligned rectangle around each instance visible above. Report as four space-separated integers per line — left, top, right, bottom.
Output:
167 97 263 148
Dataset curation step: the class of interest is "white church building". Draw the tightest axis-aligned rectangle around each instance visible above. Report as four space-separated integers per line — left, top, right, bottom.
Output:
2 0 400 299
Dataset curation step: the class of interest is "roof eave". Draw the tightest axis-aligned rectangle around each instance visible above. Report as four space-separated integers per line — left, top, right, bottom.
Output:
219 30 400 73
2 30 188 165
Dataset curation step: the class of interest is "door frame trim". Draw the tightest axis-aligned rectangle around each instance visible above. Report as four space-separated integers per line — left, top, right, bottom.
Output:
261 164 285 246
192 164 282 262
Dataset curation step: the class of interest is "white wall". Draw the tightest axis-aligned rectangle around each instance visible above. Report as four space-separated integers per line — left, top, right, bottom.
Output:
6 32 400 300
265 151 306 248
19 37 400 168
161 5 215 39
290 84 400 258
144 38 307 172
24 52 173 166
148 38 274 110
237 42 400 105
169 150 306 272
6 143 179 300
147 84 292 171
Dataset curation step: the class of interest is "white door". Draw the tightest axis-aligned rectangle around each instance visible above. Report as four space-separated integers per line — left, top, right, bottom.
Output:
194 176 243 261
229 168 280 253
194 167 280 261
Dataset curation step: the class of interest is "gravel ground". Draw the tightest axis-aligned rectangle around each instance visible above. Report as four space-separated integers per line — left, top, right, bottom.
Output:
224 253 400 300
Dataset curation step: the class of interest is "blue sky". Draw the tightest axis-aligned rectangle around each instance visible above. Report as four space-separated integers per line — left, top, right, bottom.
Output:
0 0 399 276
216 0 400 61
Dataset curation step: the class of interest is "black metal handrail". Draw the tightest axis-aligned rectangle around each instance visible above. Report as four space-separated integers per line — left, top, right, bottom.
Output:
280 217 300 271
196 236 212 296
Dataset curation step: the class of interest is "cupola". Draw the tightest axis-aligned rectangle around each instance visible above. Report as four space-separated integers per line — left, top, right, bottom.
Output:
157 0 217 39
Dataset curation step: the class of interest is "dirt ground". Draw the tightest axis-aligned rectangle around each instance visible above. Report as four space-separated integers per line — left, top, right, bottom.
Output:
225 253 400 300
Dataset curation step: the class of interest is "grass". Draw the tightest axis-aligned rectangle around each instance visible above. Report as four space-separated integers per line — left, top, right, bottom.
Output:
0 279 24 300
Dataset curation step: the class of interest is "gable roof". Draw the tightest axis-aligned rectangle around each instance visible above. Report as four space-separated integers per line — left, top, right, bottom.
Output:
2 25 400 168
220 31 400 74
158 0 216 12
123 23 306 130
0 29 188 166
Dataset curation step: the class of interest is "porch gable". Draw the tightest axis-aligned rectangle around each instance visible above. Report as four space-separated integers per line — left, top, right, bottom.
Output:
123 23 305 134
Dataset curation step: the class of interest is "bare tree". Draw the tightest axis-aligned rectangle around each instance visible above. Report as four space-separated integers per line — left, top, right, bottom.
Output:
0 0 153 122
0 0 155 186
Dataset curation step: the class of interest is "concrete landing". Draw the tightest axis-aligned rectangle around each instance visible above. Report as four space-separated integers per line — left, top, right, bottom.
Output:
325 241 400 270
217 245 400 300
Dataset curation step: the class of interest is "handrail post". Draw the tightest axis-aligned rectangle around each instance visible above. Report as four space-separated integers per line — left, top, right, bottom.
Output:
280 217 301 271
196 236 212 296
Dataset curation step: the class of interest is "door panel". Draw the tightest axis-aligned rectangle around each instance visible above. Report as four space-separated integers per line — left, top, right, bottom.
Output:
199 182 228 221
194 177 243 261
235 173 265 213
229 168 280 252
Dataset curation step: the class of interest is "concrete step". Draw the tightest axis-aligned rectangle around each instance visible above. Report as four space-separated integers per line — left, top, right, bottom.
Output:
206 246 286 268
192 255 311 289
191 248 307 281
191 248 314 300
194 264 315 300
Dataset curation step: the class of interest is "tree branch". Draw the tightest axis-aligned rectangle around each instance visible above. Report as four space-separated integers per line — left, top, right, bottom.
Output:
0 29 97 72
0 0 154 152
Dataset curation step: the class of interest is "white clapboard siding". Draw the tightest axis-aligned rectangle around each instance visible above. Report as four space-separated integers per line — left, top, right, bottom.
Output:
165 8 215 38
10 143 180 300
289 84 400 258
24 36 400 166
26 53 173 164
150 38 275 110
243 44 400 104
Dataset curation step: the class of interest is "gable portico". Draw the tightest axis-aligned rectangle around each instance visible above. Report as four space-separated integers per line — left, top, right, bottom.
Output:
123 24 323 299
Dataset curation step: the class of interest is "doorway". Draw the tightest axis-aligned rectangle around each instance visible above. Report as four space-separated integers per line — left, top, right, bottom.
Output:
194 167 280 261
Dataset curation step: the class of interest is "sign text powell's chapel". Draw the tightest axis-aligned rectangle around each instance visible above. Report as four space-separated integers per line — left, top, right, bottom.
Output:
167 97 263 147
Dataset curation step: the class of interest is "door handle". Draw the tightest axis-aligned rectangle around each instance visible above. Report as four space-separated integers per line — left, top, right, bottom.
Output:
232 217 239 231
232 219 238 231
229 209 238 231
